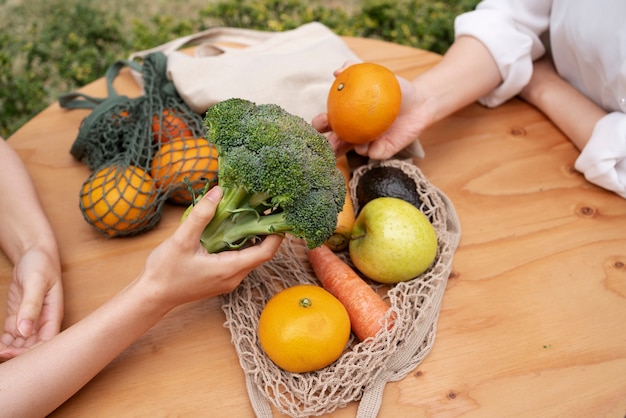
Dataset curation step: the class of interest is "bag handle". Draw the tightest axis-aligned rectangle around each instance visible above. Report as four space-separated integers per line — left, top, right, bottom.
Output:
59 59 143 110
128 26 281 62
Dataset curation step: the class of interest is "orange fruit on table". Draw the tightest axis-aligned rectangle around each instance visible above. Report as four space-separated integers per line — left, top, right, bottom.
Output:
150 137 219 204
80 165 159 237
151 108 194 143
258 284 351 373
326 62 402 145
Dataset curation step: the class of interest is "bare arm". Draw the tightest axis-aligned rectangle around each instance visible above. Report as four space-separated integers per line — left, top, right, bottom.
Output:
412 35 503 128
0 138 63 358
518 56 607 151
0 186 283 417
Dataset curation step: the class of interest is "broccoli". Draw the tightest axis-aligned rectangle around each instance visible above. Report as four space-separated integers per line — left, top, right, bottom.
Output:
184 98 345 253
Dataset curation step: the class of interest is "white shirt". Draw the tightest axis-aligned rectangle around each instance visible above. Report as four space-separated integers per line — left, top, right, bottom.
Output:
454 0 626 198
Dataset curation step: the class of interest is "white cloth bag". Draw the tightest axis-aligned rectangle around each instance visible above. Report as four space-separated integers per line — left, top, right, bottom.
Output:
129 22 362 123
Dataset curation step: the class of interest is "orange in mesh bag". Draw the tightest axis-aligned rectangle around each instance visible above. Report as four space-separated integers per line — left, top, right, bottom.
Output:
80 164 159 237
59 52 218 237
221 159 461 418
150 136 219 205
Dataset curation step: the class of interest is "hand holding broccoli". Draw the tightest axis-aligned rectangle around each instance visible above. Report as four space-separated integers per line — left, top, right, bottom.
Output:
185 98 345 253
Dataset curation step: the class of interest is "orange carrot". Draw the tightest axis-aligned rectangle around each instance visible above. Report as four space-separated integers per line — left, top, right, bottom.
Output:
307 244 391 341
325 154 355 252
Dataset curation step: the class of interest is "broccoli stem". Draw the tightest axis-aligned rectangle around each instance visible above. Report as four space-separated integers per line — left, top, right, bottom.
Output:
199 185 290 253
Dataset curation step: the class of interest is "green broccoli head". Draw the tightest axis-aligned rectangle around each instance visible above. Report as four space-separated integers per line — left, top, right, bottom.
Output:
192 98 346 253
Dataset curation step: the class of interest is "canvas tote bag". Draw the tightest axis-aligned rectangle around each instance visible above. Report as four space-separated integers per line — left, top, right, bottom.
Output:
128 22 362 124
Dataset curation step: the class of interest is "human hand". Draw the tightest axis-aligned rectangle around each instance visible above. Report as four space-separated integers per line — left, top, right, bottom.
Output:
0 247 63 361
137 186 283 311
312 63 430 160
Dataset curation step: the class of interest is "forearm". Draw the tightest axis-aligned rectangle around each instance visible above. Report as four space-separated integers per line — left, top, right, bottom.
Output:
0 140 58 263
412 36 503 127
519 72 607 151
0 276 170 417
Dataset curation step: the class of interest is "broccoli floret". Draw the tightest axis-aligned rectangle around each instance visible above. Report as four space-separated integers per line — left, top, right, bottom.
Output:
186 98 345 253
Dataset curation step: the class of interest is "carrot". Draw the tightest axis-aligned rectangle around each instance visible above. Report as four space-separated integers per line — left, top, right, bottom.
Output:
307 244 391 341
325 154 355 252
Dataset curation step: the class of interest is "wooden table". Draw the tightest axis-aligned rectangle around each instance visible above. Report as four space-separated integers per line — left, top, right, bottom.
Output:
3 36 626 417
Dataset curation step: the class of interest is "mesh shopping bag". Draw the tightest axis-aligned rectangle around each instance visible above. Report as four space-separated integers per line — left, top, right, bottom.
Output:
221 159 461 417
60 52 219 237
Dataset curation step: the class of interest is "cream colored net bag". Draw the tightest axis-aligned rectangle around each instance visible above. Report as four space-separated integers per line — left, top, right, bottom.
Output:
221 159 461 417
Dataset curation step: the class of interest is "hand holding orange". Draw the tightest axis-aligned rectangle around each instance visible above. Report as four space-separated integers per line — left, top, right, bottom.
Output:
326 62 401 145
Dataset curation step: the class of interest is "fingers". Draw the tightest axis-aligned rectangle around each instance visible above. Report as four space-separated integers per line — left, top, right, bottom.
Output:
17 319 35 340
311 113 331 133
0 323 45 362
211 235 283 292
242 234 283 263
0 320 18 359
0 345 23 362
334 60 358 77
326 136 351 158
33 285 64 342
177 186 223 243
16 283 63 343
15 278 46 338
353 142 371 157
217 234 283 272
312 113 353 158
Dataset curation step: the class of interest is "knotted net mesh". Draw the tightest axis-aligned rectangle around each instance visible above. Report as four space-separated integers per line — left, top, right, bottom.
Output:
62 52 218 237
221 159 461 417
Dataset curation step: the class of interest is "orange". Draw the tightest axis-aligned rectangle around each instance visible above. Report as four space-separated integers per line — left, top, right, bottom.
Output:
80 165 159 237
111 109 129 128
326 62 402 144
151 108 194 143
150 137 219 204
114 110 129 118
258 284 351 373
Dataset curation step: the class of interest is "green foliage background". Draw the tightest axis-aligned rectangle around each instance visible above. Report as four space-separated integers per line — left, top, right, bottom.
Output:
0 0 479 138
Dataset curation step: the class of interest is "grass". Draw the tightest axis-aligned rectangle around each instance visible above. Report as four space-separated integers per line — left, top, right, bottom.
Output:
0 0 478 138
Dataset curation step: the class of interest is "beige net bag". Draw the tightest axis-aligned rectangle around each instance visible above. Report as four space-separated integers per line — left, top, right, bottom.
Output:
221 158 461 417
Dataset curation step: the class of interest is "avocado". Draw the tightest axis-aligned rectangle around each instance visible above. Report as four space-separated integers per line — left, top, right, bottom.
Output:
356 166 423 212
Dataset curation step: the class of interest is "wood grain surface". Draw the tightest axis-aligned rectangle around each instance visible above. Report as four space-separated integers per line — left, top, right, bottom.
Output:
2 36 626 418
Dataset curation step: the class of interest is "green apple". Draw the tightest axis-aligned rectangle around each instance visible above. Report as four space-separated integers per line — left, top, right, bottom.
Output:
349 197 437 284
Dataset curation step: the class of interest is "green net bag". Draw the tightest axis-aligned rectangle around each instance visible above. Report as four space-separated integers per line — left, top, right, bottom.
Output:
60 52 219 237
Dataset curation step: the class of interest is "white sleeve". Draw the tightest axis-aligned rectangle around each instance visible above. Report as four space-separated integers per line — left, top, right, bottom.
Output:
454 0 551 107
574 113 626 199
